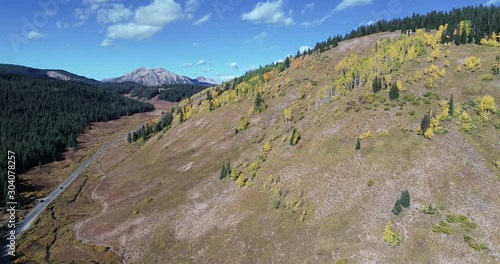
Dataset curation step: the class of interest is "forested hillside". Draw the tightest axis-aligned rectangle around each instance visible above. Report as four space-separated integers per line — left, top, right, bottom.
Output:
0 74 154 206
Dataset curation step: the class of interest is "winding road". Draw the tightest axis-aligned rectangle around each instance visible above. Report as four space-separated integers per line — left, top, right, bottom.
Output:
1 128 136 262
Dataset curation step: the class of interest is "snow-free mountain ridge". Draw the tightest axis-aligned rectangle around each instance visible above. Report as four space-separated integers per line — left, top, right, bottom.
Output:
103 67 219 87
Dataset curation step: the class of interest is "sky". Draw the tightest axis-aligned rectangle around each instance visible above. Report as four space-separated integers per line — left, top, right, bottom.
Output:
1 0 498 82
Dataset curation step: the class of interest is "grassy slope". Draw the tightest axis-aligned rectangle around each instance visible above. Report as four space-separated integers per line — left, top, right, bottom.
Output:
19 32 500 263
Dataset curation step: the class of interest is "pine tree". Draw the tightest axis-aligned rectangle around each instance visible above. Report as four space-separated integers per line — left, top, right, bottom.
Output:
127 132 132 143
421 112 431 133
220 164 226 180
448 95 454 116
179 110 184 123
355 137 361 150
372 76 381 93
67 133 77 150
392 199 402 215
389 82 400 100
400 190 410 208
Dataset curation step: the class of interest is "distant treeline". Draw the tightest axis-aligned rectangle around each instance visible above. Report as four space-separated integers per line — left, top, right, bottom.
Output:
0 73 154 207
307 5 500 55
158 84 208 102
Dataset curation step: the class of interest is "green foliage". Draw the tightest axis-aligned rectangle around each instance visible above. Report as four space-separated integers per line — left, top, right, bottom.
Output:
446 214 477 232
392 199 402 215
355 137 361 150
254 92 267 114
464 235 488 251
144 197 153 203
372 76 382 93
273 199 281 209
384 221 401 247
219 160 231 180
420 112 431 133
230 167 241 181
432 221 451 234
335 258 347 264
237 174 247 187
133 209 139 215
423 202 436 214
367 178 374 187
400 190 410 208
389 82 400 101
290 128 301 146
235 118 249 134
448 95 454 116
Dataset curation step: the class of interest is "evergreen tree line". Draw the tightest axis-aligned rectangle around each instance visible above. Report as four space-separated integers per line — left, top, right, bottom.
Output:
158 84 208 102
299 5 500 58
97 81 148 95
128 111 174 143
0 73 154 206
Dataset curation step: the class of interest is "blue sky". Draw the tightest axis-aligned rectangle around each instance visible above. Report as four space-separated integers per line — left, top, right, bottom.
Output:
1 0 497 82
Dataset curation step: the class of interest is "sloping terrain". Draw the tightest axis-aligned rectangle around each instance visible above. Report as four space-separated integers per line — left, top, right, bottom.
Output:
16 31 500 263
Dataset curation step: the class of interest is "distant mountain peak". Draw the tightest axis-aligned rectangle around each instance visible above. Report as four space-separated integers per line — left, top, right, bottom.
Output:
103 67 217 87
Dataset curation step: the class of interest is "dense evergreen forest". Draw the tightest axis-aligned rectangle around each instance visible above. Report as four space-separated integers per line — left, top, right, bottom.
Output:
308 5 500 54
0 73 154 206
158 84 208 102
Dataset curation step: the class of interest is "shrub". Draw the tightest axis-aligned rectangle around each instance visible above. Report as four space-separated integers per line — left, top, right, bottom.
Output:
237 174 247 187
95 246 108 253
384 221 401 247
236 118 249 133
409 110 416 116
464 56 481 72
432 221 451 234
290 128 301 146
367 179 374 187
359 130 373 140
481 74 494 81
423 202 436 214
144 197 153 203
263 142 272 152
464 235 488 251
133 209 139 215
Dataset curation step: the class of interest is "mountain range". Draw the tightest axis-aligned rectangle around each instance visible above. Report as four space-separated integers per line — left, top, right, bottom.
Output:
102 67 219 87
0 64 219 87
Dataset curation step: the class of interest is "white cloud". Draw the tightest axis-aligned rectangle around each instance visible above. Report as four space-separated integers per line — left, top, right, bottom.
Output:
193 13 211 25
217 75 238 82
204 68 212 72
56 21 69 29
182 62 193 68
301 11 332 27
197 60 207 65
486 0 500 4
101 39 113 47
97 4 133 24
301 3 315 15
248 31 267 43
229 62 239 69
26 31 46 40
185 0 200 19
134 0 183 27
299 46 311 53
107 23 162 40
241 0 294 26
335 0 373 11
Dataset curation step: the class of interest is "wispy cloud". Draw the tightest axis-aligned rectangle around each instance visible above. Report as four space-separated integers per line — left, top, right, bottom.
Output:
301 3 315 15
193 13 211 25
486 0 500 5
335 0 373 12
247 31 267 43
241 0 294 26
97 4 133 24
301 12 332 28
229 62 239 69
182 62 193 68
26 31 46 40
101 39 113 47
197 60 207 66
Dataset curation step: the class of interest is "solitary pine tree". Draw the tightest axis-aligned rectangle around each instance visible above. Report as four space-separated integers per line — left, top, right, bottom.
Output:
400 190 410 208
355 137 361 150
392 199 402 215
448 95 454 116
220 164 227 180
127 132 132 143
389 82 400 100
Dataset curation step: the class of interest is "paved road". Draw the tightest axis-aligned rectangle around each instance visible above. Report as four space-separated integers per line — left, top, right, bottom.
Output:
0 128 136 262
